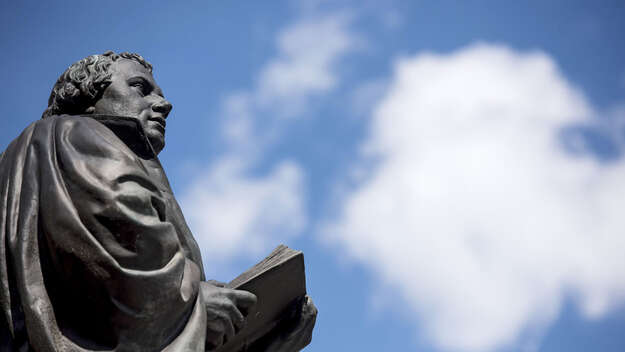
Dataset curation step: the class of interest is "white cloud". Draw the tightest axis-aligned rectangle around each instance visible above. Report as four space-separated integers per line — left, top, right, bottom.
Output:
181 156 306 276
180 12 360 272
325 43 625 351
257 13 357 112
221 12 359 149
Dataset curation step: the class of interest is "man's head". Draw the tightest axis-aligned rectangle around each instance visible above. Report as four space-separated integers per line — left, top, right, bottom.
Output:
42 51 172 154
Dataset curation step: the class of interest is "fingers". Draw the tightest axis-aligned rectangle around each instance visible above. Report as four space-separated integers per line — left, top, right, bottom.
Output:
221 311 236 343
201 284 257 349
229 289 257 313
221 296 246 332
205 320 224 350
205 308 236 349
284 296 317 350
302 296 318 319
296 296 317 332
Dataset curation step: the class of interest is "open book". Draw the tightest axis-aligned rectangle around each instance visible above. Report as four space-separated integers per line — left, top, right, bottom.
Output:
216 245 307 352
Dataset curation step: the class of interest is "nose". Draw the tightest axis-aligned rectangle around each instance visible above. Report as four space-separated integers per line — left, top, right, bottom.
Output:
152 99 173 117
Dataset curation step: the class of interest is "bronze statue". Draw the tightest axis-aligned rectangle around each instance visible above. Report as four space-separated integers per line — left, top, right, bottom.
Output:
0 51 316 351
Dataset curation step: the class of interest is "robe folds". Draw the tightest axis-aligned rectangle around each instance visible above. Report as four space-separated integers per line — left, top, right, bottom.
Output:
0 115 210 351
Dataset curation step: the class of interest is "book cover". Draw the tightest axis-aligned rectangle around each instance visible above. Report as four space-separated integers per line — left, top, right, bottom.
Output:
216 245 307 352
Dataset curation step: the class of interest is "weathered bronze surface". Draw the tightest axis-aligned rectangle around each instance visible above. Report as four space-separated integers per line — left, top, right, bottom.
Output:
0 51 316 351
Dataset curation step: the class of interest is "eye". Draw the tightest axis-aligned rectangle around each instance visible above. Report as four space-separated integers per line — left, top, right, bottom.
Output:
132 83 147 96
130 79 151 96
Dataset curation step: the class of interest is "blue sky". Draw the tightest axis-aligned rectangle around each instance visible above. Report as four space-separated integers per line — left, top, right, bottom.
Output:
2 1 625 351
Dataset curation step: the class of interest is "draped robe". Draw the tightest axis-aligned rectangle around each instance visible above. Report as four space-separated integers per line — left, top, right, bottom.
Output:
0 115 209 351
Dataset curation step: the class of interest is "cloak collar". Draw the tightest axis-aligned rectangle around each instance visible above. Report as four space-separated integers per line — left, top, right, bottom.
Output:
87 114 157 159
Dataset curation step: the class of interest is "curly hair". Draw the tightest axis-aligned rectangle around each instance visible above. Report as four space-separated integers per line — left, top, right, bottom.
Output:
42 51 153 119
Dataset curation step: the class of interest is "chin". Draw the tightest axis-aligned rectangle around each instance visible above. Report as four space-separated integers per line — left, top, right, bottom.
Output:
148 134 165 154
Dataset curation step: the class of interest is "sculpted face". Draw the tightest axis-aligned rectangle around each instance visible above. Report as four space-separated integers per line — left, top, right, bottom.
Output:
91 59 172 154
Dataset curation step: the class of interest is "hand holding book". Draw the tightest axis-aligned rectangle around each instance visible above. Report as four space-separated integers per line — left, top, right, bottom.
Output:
210 245 317 352
200 282 258 350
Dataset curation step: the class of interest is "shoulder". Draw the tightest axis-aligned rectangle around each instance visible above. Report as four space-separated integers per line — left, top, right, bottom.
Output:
42 115 135 159
43 114 116 137
2 116 109 155
26 114 117 144
2 115 147 174
0 115 122 180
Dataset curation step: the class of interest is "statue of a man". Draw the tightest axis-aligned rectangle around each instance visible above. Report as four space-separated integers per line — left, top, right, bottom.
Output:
0 51 316 351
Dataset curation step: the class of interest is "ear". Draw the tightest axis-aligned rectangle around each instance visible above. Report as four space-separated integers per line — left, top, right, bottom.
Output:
85 106 96 114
